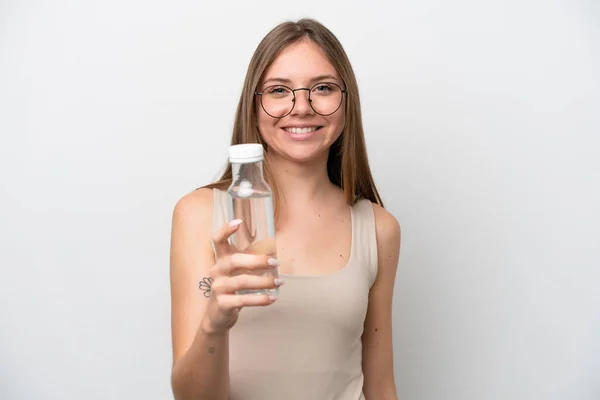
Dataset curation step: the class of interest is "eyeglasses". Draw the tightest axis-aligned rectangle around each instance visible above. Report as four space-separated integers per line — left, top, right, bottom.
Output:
255 82 347 118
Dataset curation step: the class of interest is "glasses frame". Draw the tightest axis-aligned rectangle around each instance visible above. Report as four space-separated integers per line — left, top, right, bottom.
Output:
254 81 347 118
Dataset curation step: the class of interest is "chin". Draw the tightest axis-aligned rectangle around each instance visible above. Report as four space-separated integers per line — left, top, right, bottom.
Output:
275 145 328 164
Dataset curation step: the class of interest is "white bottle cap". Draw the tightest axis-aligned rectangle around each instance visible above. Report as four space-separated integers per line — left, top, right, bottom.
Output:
229 144 264 164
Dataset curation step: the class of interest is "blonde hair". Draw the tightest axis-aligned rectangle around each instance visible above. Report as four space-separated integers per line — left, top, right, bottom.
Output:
204 18 383 208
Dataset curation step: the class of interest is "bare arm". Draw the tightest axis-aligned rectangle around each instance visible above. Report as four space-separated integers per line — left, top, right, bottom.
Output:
170 189 229 400
171 325 230 400
362 204 401 399
169 189 280 399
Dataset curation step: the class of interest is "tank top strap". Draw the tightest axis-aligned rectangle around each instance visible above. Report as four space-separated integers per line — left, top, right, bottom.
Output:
210 188 228 255
212 188 228 231
350 199 379 287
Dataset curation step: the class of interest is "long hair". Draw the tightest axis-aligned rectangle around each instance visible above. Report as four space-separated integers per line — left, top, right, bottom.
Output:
203 18 383 208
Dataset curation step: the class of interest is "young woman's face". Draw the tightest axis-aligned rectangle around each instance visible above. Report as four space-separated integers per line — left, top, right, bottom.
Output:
256 40 345 163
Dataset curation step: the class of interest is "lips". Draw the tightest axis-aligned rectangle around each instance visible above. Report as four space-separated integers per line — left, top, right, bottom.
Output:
281 126 322 141
282 126 322 134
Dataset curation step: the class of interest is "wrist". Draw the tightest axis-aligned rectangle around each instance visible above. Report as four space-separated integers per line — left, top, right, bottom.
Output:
200 317 228 337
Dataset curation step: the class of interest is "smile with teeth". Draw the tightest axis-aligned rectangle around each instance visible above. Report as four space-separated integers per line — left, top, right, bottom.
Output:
283 126 321 134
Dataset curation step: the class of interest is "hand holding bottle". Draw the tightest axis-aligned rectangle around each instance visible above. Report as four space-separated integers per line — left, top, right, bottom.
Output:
201 219 282 334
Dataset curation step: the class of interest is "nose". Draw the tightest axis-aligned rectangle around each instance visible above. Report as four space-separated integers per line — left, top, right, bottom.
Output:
291 88 314 116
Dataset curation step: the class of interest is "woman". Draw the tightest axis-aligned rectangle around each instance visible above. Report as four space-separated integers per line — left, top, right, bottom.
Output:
170 18 400 400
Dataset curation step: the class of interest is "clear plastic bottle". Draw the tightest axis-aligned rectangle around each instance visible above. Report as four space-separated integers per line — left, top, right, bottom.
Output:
227 144 279 296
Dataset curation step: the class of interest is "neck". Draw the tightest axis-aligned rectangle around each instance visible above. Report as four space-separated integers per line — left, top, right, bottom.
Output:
265 151 336 212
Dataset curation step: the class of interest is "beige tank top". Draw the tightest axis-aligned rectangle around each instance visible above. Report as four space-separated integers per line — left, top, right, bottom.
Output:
211 189 378 400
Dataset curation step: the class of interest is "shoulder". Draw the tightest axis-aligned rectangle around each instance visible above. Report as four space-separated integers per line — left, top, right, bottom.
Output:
173 187 214 217
371 202 401 251
170 188 216 274
171 188 214 233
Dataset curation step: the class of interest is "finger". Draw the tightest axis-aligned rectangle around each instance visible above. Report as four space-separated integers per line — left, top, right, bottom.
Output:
211 274 284 295
216 293 278 310
212 219 243 257
215 253 279 276
244 237 277 256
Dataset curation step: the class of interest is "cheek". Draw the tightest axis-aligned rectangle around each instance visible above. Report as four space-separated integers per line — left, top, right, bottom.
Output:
325 111 345 136
256 104 268 128
256 108 280 146
258 114 277 133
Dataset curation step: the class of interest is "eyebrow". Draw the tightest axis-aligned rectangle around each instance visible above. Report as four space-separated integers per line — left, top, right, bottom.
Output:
262 74 341 87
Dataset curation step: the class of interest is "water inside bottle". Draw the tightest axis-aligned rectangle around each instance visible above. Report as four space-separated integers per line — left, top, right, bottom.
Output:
227 190 278 296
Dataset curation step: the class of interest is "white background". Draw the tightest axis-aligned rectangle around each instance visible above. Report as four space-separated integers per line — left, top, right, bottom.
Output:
1 0 599 399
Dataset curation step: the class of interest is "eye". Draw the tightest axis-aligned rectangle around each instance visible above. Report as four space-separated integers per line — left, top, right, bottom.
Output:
266 85 291 95
312 83 333 94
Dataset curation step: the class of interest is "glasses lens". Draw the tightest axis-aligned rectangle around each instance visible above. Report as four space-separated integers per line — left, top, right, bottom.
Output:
261 85 294 117
310 82 343 116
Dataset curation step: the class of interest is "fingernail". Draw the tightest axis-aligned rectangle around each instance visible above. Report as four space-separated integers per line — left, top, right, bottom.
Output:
269 295 279 301
267 258 280 267
229 219 242 228
274 279 285 286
